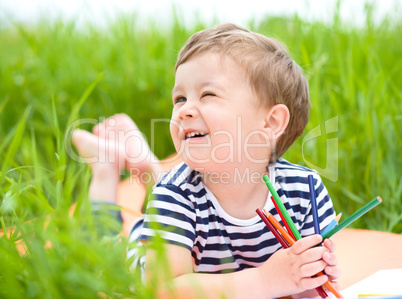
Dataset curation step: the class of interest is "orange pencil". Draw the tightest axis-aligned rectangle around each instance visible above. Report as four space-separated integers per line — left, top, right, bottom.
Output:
263 210 343 299
264 209 295 245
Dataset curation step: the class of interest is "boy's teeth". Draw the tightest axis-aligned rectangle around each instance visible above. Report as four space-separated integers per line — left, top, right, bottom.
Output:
186 131 206 138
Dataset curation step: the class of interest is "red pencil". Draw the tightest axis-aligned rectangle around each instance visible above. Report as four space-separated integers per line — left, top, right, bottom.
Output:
256 208 289 248
270 196 297 240
257 209 328 298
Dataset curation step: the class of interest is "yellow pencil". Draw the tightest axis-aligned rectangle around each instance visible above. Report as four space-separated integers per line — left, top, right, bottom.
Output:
358 295 401 298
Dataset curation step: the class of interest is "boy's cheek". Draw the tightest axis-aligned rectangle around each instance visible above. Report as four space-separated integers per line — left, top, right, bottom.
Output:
169 120 180 139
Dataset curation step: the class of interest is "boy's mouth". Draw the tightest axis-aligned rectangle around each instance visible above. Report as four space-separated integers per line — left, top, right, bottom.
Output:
185 131 208 140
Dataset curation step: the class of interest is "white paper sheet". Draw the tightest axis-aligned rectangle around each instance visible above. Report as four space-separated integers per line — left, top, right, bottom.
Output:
341 269 402 298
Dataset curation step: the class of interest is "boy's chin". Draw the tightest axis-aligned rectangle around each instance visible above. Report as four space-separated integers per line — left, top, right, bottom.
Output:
179 149 230 170
181 157 213 173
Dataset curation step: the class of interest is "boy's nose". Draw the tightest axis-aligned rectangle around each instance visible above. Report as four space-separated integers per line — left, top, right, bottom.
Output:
178 100 199 120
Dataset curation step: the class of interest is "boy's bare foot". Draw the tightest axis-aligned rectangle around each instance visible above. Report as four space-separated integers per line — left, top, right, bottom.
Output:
93 113 157 177
72 129 126 174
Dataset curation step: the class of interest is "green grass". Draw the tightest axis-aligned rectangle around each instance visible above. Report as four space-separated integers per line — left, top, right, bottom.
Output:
0 4 401 298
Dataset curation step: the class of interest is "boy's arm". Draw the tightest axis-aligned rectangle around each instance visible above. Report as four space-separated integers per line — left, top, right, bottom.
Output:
145 244 267 299
145 235 331 299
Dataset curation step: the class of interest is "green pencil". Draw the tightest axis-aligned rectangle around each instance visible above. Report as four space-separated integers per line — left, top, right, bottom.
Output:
263 175 302 240
322 196 382 240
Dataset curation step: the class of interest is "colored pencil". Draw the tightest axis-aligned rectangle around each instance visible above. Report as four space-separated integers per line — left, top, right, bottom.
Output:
357 294 402 299
320 213 342 236
322 197 382 240
263 210 343 299
358 295 402 298
263 209 295 245
263 175 302 240
261 210 328 298
315 272 342 298
270 196 296 240
256 208 289 248
308 174 321 235
256 209 328 299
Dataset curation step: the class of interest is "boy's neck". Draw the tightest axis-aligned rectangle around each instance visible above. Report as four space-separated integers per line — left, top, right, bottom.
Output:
202 165 270 220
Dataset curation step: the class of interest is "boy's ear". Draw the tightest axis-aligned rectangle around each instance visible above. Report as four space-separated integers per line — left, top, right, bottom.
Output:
263 104 290 139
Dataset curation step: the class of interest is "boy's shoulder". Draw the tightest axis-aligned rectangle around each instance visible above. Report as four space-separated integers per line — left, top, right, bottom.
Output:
155 162 202 189
272 158 331 203
271 158 321 181
152 163 207 209
273 157 314 169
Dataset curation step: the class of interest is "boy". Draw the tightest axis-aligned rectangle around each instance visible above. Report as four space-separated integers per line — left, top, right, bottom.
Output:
72 23 340 298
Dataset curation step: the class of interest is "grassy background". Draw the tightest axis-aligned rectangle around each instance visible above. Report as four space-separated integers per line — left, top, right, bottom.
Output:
0 5 401 298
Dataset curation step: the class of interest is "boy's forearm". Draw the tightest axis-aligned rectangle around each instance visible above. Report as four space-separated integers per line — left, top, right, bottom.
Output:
156 267 271 299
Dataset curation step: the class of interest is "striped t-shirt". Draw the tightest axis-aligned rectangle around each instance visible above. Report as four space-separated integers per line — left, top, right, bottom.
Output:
138 158 335 273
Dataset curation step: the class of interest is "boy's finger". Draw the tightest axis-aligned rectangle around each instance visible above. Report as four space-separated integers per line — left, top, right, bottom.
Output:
299 246 328 264
322 251 337 266
298 274 328 291
323 238 336 252
291 234 323 255
325 265 341 280
299 260 327 278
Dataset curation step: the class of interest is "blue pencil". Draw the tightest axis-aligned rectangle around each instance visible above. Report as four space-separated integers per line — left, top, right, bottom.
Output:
308 175 320 234
320 212 342 236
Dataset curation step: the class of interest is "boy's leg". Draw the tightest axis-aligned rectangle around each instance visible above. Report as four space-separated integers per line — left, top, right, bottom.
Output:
72 128 127 236
90 115 151 272
73 114 160 214
72 114 165 237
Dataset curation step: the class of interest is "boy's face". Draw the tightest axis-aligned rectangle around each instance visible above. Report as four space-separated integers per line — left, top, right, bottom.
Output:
170 52 272 173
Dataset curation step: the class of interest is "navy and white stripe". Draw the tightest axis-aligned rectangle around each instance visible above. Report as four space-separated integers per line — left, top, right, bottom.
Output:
127 219 146 281
138 158 335 273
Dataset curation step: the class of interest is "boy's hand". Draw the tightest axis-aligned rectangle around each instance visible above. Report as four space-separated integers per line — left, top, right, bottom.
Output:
322 238 341 285
292 238 341 298
258 234 334 298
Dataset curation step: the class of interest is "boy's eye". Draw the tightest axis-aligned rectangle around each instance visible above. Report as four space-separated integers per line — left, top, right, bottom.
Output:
202 92 215 98
174 96 186 104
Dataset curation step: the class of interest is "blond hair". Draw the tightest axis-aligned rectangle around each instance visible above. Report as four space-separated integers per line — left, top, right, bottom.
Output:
175 23 310 163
